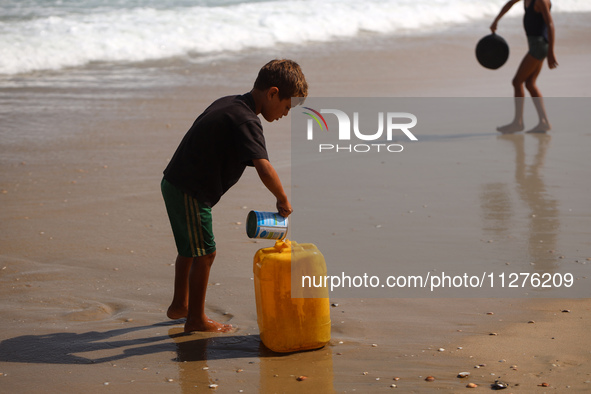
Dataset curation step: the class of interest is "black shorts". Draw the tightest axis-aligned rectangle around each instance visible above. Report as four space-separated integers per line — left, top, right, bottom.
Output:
527 36 549 60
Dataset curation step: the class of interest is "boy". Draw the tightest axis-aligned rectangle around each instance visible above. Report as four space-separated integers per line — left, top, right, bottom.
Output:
161 59 307 333
490 0 558 133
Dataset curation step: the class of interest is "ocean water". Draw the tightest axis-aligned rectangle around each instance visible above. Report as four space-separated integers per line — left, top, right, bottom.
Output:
1 0 590 76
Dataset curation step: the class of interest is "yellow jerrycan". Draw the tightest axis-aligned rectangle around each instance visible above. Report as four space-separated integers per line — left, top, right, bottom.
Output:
253 239 331 353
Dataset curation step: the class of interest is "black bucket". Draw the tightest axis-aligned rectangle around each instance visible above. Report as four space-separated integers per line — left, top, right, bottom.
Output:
476 33 510 70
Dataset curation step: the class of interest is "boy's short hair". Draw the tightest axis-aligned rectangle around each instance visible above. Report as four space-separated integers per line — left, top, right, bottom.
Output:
253 59 308 100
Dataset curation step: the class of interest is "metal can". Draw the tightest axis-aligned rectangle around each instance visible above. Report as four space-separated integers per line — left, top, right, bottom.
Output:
246 210 288 240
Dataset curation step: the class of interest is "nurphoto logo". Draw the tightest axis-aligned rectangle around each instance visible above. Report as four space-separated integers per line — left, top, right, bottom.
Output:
303 107 418 153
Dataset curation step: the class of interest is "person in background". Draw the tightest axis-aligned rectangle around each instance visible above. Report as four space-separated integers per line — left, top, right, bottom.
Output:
491 0 558 133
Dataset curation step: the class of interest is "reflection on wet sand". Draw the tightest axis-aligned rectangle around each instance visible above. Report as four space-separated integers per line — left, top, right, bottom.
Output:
480 133 559 274
170 328 334 393
509 133 559 272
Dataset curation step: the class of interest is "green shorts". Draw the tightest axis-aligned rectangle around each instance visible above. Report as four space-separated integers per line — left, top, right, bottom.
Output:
161 178 216 257
527 35 548 60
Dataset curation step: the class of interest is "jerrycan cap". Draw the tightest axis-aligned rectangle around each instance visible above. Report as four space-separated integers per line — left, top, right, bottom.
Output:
273 239 307 254
273 239 291 252
273 239 301 253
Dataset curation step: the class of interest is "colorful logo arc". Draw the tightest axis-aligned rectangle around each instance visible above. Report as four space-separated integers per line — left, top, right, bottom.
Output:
302 107 329 132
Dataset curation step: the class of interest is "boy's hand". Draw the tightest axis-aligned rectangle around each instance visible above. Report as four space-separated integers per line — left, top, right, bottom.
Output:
277 200 293 218
253 158 292 217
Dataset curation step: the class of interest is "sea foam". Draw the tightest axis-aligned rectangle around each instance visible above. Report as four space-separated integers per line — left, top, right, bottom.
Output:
0 0 588 75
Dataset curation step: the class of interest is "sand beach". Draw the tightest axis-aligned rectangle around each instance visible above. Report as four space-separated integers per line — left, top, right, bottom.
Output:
1 8 590 393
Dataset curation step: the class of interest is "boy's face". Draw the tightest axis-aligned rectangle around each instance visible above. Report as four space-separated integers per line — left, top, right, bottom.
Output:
261 87 292 122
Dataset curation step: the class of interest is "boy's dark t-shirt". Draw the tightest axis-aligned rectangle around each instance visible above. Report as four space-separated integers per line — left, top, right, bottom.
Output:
163 92 269 207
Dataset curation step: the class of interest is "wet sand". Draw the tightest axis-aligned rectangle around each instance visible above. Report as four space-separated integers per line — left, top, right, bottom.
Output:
1 13 590 393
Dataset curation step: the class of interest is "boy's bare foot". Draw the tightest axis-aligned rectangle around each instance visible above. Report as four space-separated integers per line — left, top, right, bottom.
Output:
497 121 524 134
525 122 551 133
167 305 188 320
184 316 233 333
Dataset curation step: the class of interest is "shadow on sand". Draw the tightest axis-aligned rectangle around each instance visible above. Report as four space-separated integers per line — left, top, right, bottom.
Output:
0 320 283 365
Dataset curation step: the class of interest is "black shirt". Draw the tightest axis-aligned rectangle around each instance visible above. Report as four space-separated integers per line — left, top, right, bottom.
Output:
163 93 269 207
524 0 549 41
